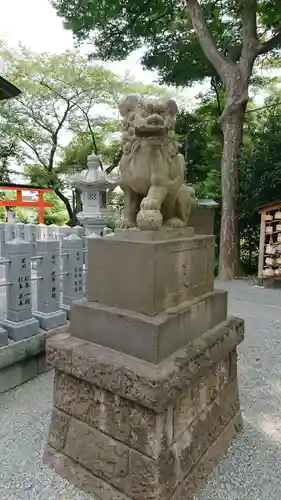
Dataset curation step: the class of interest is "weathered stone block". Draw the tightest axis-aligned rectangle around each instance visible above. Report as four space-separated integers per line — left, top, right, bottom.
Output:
47 316 244 413
45 220 244 500
46 333 81 375
170 412 243 500
172 380 239 482
70 289 227 363
54 371 100 423
64 418 130 490
45 445 131 500
54 370 168 458
47 374 241 500
60 414 174 500
45 313 244 500
173 355 230 441
48 407 71 451
87 233 215 315
71 344 123 393
229 348 238 380
46 411 242 500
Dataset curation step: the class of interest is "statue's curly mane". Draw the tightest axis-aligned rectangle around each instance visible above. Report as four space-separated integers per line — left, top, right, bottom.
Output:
120 101 179 162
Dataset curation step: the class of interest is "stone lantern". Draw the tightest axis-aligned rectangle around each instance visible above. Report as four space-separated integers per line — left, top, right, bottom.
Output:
69 153 118 236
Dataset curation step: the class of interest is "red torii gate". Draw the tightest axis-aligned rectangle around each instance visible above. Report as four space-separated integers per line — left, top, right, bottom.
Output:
0 183 53 224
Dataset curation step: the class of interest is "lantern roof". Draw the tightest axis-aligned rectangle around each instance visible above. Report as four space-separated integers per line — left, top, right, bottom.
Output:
0 76 21 101
69 153 119 189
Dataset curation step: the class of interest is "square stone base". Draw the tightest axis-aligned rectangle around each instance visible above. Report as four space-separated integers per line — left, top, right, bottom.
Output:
2 316 40 342
70 289 227 363
87 232 215 315
33 309 67 331
45 316 244 500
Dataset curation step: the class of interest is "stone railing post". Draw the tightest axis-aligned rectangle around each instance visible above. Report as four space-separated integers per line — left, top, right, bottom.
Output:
33 239 67 330
59 225 71 243
5 222 15 242
36 223 47 241
14 222 25 240
0 222 5 255
2 237 39 341
24 223 37 255
61 234 84 319
48 224 60 241
71 225 85 239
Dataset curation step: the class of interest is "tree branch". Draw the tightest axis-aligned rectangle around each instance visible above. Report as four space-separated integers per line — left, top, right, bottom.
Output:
71 95 100 159
15 98 55 135
186 0 233 85
210 76 222 116
53 186 75 225
20 138 48 168
39 79 94 171
48 100 76 171
39 80 88 105
52 101 61 124
257 31 281 55
105 148 122 175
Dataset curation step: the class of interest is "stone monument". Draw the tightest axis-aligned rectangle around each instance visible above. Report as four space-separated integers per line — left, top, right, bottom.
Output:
45 95 244 500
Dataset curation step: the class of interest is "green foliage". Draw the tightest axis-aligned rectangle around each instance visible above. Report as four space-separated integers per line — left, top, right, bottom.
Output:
58 119 121 175
174 86 281 275
52 0 232 84
175 94 223 198
24 164 60 187
43 192 69 225
53 0 281 277
0 44 124 170
0 107 19 183
238 93 281 226
107 189 124 221
0 43 166 224
53 0 281 87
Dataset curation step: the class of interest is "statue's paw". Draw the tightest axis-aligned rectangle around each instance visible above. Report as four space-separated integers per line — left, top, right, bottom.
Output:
137 209 163 230
164 218 186 228
140 197 160 210
116 219 137 229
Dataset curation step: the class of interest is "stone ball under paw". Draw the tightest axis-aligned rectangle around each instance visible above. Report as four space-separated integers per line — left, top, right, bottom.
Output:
137 209 163 231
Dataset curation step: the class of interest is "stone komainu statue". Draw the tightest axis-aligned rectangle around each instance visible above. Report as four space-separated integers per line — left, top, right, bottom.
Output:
117 94 197 230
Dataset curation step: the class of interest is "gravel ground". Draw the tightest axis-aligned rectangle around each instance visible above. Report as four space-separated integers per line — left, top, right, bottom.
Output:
1 279 281 499
196 279 281 500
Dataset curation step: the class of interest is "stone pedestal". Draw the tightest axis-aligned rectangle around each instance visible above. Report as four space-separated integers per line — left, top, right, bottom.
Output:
45 228 244 499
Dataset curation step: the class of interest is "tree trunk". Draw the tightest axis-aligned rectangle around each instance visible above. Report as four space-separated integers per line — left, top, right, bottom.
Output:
218 101 246 280
75 188 82 213
54 187 78 226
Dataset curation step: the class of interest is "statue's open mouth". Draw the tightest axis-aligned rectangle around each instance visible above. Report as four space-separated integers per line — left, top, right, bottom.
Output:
135 114 168 137
135 125 167 137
